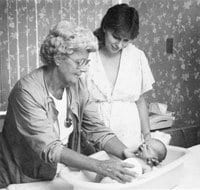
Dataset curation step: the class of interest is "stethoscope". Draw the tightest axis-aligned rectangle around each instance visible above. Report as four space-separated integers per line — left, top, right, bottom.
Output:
64 87 72 128
44 71 72 129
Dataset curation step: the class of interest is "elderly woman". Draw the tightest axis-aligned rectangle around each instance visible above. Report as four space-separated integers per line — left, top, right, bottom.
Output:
0 20 137 188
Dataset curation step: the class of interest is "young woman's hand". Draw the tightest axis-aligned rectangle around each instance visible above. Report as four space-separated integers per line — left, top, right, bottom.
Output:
143 132 151 141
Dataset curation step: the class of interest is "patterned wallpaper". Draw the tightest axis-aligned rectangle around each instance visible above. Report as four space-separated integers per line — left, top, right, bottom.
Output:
0 0 200 125
0 0 113 110
127 0 200 125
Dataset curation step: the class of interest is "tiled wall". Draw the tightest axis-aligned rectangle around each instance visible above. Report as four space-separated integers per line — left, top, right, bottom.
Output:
127 0 200 125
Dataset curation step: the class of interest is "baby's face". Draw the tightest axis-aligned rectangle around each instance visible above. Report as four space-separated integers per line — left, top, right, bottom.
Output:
134 140 163 166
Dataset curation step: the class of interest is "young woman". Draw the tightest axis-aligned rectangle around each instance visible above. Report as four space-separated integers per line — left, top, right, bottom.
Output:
86 4 155 150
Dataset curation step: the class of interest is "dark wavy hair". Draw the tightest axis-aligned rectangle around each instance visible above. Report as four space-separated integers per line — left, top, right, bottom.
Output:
94 3 139 48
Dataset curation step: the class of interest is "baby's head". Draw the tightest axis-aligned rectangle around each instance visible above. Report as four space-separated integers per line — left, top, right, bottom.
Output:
134 138 167 167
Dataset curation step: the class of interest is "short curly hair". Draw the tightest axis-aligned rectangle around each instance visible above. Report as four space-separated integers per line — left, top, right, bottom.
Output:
40 20 98 66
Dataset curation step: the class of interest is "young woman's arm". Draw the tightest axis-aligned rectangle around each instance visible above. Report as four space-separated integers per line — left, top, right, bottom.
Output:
136 95 151 141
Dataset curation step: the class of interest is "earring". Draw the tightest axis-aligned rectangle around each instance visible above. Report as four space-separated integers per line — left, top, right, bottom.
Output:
54 58 61 66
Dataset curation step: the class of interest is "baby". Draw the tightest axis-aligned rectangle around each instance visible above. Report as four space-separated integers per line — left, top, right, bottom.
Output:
99 138 167 183
132 138 167 172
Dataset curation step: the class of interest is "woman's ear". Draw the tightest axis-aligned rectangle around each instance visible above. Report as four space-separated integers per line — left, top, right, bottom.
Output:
54 55 63 66
65 48 74 55
54 59 61 66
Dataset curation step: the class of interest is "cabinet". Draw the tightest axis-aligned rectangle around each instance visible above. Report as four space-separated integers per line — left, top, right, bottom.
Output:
151 121 199 148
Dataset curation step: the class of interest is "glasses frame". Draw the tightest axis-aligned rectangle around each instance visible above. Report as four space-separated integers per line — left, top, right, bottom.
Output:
67 56 90 68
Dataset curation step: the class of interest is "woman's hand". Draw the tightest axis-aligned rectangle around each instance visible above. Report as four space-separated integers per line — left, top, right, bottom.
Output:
95 159 136 183
123 148 137 158
143 132 151 141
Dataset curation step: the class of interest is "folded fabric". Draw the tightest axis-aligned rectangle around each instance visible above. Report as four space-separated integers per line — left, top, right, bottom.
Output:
151 131 171 145
149 102 168 115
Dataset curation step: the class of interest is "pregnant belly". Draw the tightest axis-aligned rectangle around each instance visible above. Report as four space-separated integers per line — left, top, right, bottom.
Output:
99 101 142 149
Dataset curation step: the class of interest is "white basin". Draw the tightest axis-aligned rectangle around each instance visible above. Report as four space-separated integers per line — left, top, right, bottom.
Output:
6 145 189 190
60 145 189 190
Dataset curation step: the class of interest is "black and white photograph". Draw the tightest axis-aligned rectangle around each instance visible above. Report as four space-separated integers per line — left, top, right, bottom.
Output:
0 0 200 189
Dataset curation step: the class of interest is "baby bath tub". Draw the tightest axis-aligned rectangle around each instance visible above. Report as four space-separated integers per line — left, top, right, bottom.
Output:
6 145 189 190
60 145 189 190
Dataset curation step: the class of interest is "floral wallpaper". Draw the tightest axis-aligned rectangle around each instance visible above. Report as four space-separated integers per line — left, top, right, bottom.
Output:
127 0 200 125
0 0 200 125
0 0 113 110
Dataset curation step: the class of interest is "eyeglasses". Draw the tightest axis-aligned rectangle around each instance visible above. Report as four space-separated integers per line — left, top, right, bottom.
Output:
67 56 90 68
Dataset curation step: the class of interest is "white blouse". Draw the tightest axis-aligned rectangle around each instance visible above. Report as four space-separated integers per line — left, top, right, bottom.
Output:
87 44 154 103
86 44 155 149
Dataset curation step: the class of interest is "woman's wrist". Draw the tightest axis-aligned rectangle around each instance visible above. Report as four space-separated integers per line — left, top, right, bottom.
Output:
123 148 136 159
143 132 151 140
